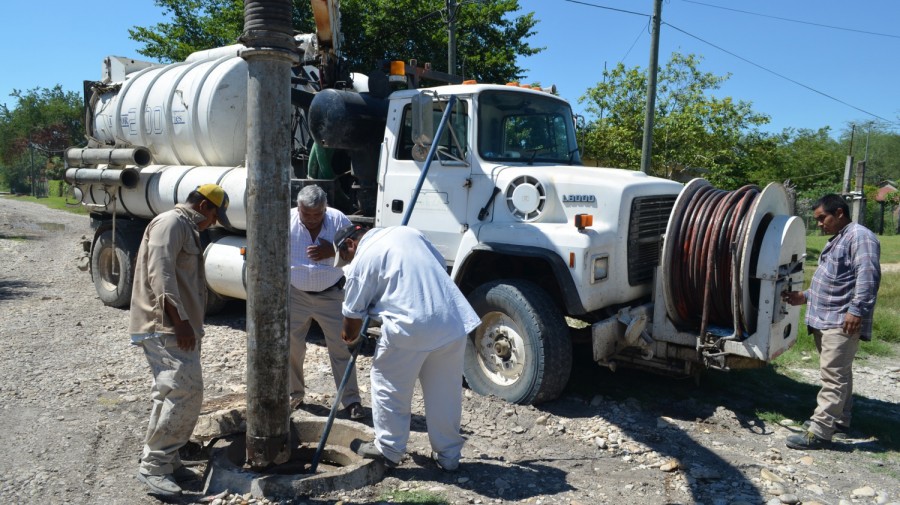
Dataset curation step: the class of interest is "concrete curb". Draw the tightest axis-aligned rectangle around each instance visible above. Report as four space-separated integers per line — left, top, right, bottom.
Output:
203 413 386 499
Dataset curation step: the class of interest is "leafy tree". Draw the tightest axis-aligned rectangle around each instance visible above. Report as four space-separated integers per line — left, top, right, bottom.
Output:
0 87 83 194
770 127 845 196
129 0 540 84
129 0 313 62
579 53 773 188
838 122 900 185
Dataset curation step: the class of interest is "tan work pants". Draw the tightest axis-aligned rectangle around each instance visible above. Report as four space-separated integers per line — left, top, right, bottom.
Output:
138 334 203 476
808 327 860 440
289 285 360 409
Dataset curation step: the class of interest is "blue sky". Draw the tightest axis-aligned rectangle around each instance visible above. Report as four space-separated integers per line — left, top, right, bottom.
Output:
2 0 898 137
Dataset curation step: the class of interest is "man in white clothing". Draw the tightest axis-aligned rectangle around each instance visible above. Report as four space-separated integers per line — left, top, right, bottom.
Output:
289 185 364 420
334 225 481 471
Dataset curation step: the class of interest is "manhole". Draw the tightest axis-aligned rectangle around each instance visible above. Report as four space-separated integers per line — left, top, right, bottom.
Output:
203 413 386 498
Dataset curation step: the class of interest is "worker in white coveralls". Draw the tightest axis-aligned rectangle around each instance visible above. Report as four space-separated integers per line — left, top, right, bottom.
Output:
333 224 481 471
289 184 364 420
129 184 228 498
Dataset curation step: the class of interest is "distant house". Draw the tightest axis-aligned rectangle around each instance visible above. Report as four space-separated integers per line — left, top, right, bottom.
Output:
873 180 897 234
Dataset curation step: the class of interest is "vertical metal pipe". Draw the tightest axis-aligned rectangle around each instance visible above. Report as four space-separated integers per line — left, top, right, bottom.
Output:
240 0 297 469
640 0 663 174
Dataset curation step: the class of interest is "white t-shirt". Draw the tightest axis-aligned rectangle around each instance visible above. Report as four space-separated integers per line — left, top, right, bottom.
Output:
342 227 481 351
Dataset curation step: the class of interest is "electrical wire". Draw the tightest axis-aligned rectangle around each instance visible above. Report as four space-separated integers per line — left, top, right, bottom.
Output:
620 22 648 63
681 0 900 40
562 0 648 18
664 22 899 126
560 0 900 128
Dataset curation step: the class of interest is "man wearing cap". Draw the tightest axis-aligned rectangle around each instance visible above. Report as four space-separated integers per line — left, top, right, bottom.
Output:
334 225 481 471
129 183 228 497
289 185 364 420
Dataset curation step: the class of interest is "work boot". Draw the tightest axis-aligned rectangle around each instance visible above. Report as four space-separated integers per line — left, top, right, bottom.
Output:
431 451 459 472
802 420 849 440
346 402 367 420
786 430 831 450
172 465 203 482
136 472 182 497
356 441 398 468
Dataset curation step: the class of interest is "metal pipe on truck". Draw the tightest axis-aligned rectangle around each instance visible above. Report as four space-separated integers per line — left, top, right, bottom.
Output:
65 147 152 168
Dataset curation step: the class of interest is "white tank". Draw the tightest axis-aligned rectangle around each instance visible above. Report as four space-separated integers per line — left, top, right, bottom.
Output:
92 55 249 167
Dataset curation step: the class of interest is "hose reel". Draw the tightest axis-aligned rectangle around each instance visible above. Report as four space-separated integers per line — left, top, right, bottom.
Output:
660 179 798 341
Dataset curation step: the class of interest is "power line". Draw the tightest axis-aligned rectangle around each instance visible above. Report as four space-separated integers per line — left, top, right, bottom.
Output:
621 22 647 63
562 0 648 18
681 0 900 40
664 22 900 126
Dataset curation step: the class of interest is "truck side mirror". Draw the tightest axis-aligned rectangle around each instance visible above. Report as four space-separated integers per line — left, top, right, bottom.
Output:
411 92 434 146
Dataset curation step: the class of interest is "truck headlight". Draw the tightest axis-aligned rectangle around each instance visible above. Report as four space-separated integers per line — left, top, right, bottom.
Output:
592 255 608 283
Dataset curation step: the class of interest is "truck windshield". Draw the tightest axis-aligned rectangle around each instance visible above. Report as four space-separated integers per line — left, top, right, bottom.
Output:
477 90 581 165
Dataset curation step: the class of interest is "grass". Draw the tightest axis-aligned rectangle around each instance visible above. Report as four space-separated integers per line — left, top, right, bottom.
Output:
805 233 900 264
378 489 449 504
1 192 89 215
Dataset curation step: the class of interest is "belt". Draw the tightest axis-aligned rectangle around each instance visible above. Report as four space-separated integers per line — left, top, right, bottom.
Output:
301 276 345 294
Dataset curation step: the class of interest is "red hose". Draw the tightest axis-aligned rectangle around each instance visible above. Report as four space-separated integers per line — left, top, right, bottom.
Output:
670 184 760 337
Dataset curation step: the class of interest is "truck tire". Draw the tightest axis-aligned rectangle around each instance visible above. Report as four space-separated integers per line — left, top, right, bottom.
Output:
464 279 572 405
205 288 228 316
91 229 138 308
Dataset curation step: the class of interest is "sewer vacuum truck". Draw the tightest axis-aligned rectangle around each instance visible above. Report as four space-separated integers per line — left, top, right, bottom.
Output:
66 20 805 406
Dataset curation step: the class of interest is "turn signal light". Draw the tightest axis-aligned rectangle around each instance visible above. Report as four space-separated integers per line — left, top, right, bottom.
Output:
574 213 593 230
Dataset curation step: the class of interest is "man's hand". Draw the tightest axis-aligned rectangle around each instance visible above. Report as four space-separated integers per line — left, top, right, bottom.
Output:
843 313 861 335
781 290 806 306
174 321 197 351
341 317 364 350
307 238 335 262
165 300 196 351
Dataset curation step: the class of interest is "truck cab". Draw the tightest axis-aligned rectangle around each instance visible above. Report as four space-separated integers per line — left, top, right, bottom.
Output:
362 83 684 404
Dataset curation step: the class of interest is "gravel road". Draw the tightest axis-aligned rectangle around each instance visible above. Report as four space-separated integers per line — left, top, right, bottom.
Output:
0 197 897 505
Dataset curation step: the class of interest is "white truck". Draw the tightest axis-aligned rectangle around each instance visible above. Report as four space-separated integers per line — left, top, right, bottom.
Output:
66 28 806 405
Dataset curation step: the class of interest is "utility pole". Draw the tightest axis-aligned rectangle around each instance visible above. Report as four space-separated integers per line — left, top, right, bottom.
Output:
851 160 866 224
29 141 36 197
447 0 458 75
842 125 854 194
640 0 663 174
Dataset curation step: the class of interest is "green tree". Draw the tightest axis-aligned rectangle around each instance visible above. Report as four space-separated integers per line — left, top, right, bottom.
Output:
769 127 844 196
129 0 540 84
129 0 313 62
579 53 773 188
839 122 900 185
0 87 83 194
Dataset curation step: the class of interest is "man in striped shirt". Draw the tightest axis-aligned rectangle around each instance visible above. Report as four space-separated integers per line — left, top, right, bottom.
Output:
289 185 365 420
782 194 881 450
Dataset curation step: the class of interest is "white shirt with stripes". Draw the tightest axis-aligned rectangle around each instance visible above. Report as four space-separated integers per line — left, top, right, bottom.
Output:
289 206 351 292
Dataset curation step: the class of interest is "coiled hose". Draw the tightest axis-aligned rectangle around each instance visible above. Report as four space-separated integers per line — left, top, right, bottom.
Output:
669 184 761 338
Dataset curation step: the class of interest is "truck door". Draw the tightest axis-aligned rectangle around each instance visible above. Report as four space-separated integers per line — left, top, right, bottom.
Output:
376 98 471 265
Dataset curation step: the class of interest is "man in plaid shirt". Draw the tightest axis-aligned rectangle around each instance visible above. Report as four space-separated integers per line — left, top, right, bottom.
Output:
782 194 881 450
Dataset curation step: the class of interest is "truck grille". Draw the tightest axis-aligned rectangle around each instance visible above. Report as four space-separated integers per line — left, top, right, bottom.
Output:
627 195 677 286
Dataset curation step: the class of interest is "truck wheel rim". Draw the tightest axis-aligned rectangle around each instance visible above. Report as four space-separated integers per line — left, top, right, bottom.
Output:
474 311 526 385
98 247 121 290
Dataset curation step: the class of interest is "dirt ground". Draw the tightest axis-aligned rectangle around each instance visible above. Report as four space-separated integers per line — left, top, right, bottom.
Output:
0 197 897 505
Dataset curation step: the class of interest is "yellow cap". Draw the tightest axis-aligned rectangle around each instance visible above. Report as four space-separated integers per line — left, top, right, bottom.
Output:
196 184 229 209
